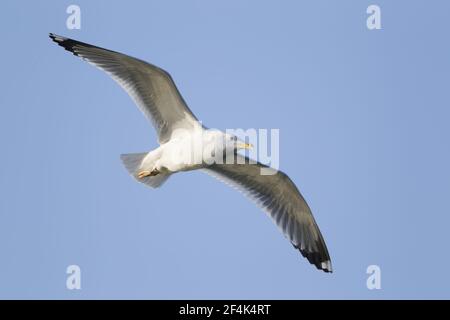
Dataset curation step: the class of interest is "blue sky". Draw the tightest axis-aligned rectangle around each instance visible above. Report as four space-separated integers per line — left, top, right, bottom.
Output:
1 0 449 299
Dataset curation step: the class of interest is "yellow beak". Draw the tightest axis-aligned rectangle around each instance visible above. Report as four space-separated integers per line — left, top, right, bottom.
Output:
237 142 253 150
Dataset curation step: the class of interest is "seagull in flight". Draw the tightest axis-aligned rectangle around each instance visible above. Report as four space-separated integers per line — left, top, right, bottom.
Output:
50 33 332 273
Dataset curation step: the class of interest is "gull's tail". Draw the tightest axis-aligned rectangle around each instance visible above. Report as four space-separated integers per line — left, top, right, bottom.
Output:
120 153 170 188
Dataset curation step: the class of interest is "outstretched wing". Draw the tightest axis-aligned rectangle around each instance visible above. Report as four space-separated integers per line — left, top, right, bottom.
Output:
202 154 332 273
50 33 199 143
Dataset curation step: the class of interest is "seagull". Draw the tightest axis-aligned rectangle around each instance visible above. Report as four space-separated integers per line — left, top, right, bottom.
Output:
50 33 332 273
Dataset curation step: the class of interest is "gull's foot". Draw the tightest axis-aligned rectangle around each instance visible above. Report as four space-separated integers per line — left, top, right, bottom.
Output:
137 170 151 179
137 169 160 179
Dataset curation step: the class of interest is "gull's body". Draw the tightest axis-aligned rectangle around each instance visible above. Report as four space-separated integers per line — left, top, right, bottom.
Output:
50 33 333 273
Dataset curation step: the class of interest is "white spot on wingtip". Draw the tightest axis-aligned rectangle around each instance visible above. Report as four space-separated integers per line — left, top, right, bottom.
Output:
321 260 332 272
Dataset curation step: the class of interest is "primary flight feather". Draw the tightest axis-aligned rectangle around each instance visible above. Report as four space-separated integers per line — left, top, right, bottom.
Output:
50 33 332 273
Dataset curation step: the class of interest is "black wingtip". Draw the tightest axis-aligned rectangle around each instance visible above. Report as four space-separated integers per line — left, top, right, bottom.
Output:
49 33 65 43
49 33 82 57
296 245 333 273
49 33 121 59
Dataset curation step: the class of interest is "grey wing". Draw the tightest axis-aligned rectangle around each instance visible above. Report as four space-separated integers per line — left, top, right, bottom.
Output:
202 154 332 273
50 33 199 143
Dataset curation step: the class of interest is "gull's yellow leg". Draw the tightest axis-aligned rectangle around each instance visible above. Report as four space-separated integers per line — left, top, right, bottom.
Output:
137 169 160 179
137 170 151 179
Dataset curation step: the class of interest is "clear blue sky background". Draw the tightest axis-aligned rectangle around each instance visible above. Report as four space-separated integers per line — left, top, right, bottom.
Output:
1 0 449 299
